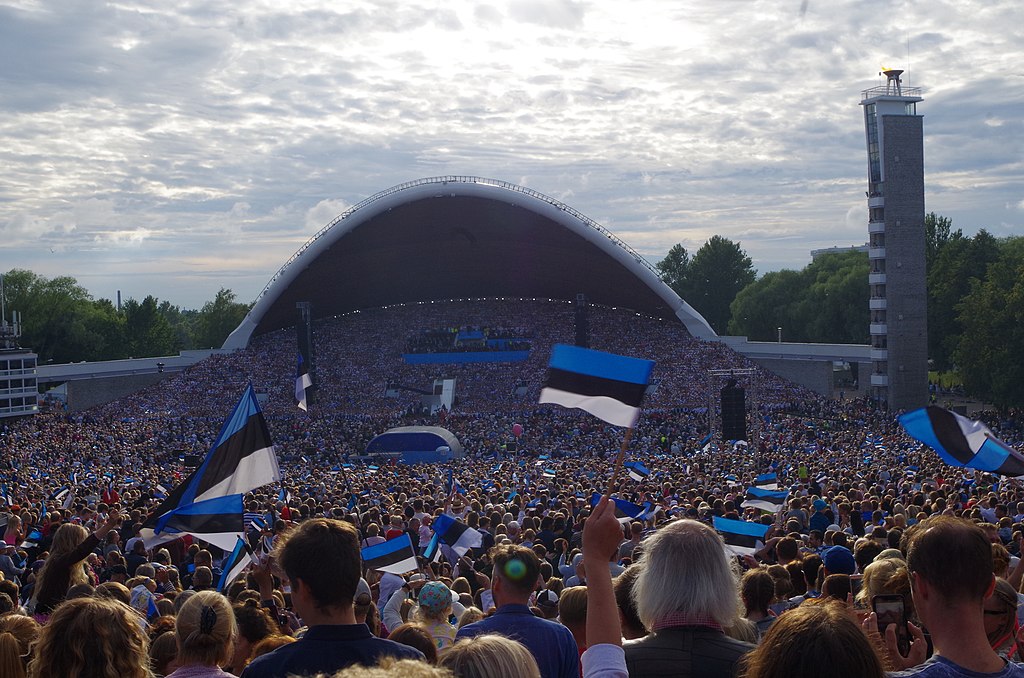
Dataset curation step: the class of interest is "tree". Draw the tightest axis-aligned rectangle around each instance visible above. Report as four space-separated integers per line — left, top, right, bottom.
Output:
955 237 1024 409
924 212 960 272
123 296 180 358
655 244 691 299
728 250 868 344
927 229 1001 371
800 250 869 344
192 289 251 349
729 269 806 341
685 236 756 334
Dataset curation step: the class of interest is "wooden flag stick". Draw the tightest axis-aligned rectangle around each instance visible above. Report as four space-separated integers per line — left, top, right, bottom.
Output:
605 427 635 497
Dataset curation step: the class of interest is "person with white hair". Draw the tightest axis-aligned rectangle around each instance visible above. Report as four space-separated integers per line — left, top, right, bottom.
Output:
623 519 754 677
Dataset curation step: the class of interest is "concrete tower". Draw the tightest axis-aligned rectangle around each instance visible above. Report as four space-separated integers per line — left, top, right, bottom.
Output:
861 69 928 410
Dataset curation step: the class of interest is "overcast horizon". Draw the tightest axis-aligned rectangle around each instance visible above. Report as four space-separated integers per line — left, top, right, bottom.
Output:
2 0 1021 309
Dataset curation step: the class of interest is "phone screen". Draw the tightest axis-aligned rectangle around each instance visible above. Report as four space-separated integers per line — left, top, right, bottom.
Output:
874 596 909 654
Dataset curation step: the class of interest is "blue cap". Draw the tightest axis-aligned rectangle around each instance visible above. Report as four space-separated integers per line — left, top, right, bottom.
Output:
822 545 856 575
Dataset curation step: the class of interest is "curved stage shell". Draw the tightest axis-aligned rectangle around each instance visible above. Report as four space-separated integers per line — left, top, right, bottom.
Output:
224 176 715 349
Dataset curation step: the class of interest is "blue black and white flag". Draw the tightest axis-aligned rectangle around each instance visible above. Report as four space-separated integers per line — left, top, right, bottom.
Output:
625 462 650 482
142 385 280 552
589 493 656 523
542 469 557 479
295 353 313 411
900 406 1024 476
540 344 655 428
713 516 770 556
753 473 779 491
741 487 790 513
362 533 419 575
423 514 482 561
49 486 70 503
218 536 257 592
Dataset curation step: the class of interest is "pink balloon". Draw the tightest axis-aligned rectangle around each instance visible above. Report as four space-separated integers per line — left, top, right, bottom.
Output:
512 423 523 438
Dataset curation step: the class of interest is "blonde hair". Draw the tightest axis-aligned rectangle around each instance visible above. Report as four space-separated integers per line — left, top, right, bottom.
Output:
31 523 90 607
855 558 910 608
0 615 38 678
329 657 453 677
27 597 151 678
439 634 540 678
457 607 484 629
557 586 588 628
175 590 237 667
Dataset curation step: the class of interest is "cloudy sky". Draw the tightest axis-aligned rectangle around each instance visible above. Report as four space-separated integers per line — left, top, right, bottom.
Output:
1 0 1021 309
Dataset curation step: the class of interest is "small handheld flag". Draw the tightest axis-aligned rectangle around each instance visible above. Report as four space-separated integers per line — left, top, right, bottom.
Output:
753 473 779 491
713 516 770 556
539 344 654 428
296 353 313 411
741 487 789 513
361 534 419 575
625 462 650 482
899 406 1024 476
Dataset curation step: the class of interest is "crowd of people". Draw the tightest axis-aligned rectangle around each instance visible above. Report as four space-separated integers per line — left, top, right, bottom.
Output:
0 298 1022 677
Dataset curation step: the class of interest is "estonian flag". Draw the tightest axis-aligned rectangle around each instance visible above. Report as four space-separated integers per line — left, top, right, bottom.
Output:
539 344 655 428
899 406 1024 476
713 516 770 556
753 473 779 491
218 536 257 592
542 469 557 479
424 514 482 559
589 493 654 523
295 353 313 411
362 534 419 575
625 462 650 482
741 487 789 513
141 385 280 552
49 487 70 503
699 433 713 452
20 528 42 549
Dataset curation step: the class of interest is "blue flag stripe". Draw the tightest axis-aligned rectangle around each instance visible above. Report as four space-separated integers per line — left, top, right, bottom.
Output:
548 344 654 384
746 487 789 499
713 516 770 539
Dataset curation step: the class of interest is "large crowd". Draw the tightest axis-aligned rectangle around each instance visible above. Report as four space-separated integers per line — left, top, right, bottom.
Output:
0 298 1023 677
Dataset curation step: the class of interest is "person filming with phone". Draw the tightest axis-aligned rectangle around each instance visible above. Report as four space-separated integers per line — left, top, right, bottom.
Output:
883 516 1024 677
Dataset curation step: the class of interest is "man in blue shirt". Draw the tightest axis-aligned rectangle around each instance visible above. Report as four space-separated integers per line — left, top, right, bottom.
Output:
242 518 422 678
886 516 1024 677
457 543 579 678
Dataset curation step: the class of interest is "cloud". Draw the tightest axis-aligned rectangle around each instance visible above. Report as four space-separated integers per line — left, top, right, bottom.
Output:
0 0 1020 308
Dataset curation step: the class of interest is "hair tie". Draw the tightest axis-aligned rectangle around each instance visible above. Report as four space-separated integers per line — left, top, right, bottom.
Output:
199 605 217 635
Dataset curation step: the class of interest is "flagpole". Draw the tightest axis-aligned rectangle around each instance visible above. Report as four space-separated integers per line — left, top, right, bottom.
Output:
605 428 634 498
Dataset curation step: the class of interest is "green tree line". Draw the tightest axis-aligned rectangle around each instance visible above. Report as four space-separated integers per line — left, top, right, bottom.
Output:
0 269 250 363
657 215 1024 407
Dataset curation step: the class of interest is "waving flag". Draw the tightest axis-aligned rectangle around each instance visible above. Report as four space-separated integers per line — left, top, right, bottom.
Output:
753 473 779 491
741 487 789 513
142 385 280 551
713 516 770 556
295 353 313 411
625 462 650 482
362 534 419 575
219 536 257 592
900 406 1024 476
540 344 655 428
423 514 482 561
589 493 655 523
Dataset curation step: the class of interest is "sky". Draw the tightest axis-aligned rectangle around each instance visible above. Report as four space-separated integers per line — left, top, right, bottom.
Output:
1 0 1022 309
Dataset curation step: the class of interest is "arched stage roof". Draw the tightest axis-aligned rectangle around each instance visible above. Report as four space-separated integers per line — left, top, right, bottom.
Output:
223 176 715 349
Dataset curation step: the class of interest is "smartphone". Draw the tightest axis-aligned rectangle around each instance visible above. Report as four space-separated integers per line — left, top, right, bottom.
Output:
873 594 909 655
